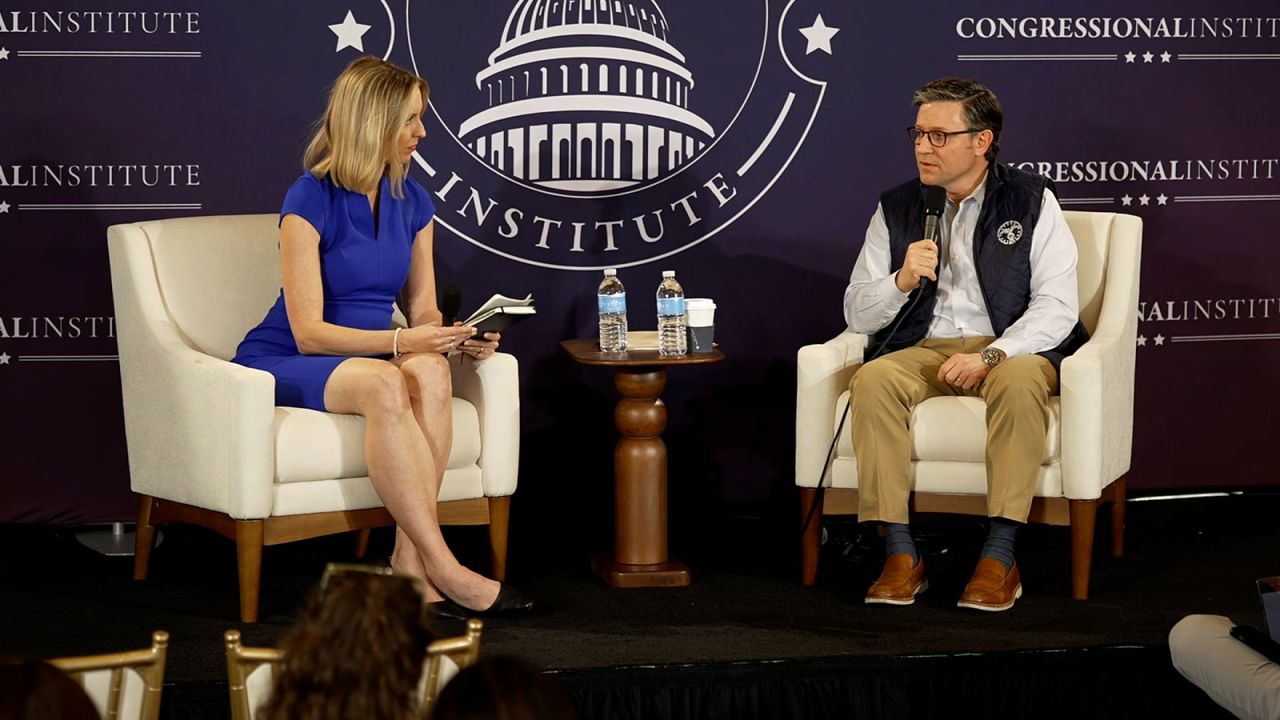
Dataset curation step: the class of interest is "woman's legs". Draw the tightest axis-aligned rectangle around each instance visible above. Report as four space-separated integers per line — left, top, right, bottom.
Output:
324 358 499 610
390 352 460 601
396 352 453 478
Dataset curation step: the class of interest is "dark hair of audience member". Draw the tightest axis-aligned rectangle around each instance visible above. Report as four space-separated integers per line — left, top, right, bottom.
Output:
430 655 576 720
0 659 100 720
261 572 435 720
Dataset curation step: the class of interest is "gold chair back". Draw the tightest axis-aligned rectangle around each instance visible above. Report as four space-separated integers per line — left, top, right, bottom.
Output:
225 619 482 719
421 618 484 711
50 630 169 720
224 629 284 720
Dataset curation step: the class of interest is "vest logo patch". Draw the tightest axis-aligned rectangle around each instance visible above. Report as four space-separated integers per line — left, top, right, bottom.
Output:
996 220 1024 245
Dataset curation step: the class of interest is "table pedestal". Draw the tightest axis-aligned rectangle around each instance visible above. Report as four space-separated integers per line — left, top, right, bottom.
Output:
591 366 690 588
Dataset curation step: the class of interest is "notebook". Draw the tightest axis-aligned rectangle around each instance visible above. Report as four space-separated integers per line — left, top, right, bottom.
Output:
1230 577 1280 664
1260 576 1280 644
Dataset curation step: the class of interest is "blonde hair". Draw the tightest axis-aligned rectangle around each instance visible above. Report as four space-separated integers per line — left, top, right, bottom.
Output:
303 56 429 198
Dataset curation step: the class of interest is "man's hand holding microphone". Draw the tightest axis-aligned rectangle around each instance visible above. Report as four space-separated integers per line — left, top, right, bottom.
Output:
895 239 939 294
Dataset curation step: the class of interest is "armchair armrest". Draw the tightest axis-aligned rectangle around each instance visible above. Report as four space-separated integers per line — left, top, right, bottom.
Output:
108 226 277 519
450 352 520 496
1059 215 1142 500
795 331 868 488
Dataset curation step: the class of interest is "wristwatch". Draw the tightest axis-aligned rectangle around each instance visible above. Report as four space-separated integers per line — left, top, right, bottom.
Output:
981 346 1006 369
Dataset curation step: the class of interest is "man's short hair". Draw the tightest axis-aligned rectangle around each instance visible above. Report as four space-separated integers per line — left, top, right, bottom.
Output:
912 77 1002 163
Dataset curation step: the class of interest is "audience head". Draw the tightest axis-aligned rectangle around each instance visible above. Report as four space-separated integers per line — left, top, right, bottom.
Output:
0 659 99 720
430 655 576 720
262 564 436 720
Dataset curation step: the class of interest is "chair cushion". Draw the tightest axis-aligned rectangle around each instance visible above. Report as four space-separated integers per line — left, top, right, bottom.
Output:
271 467 484 517
274 397 481 484
835 393 1060 463
828 456 1064 498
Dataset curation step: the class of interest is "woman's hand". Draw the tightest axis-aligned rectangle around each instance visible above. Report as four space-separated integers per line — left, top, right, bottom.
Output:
459 331 501 361
400 323 475 355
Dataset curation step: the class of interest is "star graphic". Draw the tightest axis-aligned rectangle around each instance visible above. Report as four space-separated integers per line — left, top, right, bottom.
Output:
1154 334 1166 346
0 352 9 365
0 201 9 214
1139 194 1151 206
1142 51 1154 63
1124 51 1136 63
1120 194 1133 207
1160 51 1172 63
1157 193 1168 206
1137 335 1147 347
329 11 371 53
799 14 840 56
0 47 10 61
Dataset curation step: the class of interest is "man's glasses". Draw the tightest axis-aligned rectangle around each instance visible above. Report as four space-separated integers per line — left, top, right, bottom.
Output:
907 127 984 148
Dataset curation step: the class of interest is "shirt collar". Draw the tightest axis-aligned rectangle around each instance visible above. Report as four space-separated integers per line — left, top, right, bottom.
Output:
950 169 989 211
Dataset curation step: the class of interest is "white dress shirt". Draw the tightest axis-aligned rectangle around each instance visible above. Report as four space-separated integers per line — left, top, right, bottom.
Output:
843 176 1080 359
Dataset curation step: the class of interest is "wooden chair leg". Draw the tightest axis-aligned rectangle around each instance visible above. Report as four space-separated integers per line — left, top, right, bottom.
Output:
235 520 265 623
1110 474 1127 558
133 495 156 581
354 529 372 559
487 496 511 582
1068 499 1098 600
800 488 823 586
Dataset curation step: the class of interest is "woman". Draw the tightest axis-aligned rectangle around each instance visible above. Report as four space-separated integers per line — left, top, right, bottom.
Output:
233 56 528 616
262 569 435 720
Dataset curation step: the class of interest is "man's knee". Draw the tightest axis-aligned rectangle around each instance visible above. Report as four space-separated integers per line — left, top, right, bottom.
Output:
851 358 901 399
1170 614 1233 666
983 356 1052 403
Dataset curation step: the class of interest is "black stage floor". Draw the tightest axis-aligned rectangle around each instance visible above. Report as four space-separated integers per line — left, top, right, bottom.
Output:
2 493 1271 719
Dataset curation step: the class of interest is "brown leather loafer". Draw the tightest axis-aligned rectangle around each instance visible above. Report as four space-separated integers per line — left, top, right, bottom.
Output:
865 553 928 605
957 558 1023 612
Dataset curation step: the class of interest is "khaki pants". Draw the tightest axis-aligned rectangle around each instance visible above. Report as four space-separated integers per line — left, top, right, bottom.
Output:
849 336 1058 524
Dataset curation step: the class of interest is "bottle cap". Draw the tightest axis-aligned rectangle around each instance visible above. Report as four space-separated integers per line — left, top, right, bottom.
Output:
604 268 617 276
662 270 675 278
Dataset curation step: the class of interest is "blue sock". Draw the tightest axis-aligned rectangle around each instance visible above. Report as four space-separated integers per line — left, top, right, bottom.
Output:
884 523 918 564
981 517 1019 571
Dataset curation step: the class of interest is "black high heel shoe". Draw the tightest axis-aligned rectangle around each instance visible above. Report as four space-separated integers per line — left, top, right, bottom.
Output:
471 584 533 618
426 600 469 623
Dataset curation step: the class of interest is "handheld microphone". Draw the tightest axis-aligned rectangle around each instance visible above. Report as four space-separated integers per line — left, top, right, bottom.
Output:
919 185 947 293
441 284 462 326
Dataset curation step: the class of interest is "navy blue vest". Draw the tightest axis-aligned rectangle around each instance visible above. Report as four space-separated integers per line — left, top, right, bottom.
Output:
872 163 1088 369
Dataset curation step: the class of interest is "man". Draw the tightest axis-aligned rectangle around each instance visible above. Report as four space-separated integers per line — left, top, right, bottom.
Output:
1170 614 1280 720
843 77 1087 611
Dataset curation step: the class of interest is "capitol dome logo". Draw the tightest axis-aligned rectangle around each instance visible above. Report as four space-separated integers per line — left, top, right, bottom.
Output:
457 0 716 196
401 0 841 270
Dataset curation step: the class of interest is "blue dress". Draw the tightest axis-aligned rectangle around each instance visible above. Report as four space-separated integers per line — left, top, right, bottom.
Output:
232 172 437 411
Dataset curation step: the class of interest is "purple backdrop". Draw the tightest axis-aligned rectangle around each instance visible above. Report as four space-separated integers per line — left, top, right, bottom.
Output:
2 0 1278 524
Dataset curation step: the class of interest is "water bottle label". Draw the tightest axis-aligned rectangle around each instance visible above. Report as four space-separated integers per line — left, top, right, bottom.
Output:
598 293 626 314
657 297 686 316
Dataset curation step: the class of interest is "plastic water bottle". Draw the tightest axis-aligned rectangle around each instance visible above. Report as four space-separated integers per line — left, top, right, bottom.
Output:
656 270 687 357
597 268 628 353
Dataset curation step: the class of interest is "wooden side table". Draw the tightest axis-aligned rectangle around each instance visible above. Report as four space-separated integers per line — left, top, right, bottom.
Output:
561 339 724 588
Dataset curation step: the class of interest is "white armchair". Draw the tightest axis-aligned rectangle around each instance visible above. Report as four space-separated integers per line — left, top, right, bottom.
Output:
108 214 520 622
796 211 1141 599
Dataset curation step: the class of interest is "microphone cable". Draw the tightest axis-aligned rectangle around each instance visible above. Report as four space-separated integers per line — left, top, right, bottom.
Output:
799 287 925 539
